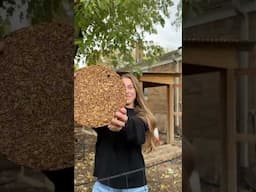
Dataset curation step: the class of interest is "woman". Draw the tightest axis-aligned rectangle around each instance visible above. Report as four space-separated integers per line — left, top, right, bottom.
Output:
92 73 157 192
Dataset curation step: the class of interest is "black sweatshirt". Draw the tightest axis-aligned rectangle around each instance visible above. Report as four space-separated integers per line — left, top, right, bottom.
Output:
93 108 148 189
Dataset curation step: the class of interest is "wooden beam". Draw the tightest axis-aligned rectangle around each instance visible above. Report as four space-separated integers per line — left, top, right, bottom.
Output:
236 133 256 143
173 84 182 88
142 82 167 88
183 46 238 69
143 144 181 167
173 112 182 116
226 69 237 192
139 73 174 85
140 81 144 91
167 85 174 143
235 68 256 76
220 71 226 192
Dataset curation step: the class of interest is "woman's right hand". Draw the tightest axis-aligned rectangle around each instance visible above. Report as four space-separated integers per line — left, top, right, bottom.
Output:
108 107 128 132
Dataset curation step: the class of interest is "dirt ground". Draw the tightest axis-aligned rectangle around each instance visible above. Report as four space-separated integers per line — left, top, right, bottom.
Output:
74 127 182 192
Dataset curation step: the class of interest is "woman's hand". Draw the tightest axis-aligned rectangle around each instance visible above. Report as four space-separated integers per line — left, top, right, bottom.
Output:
108 107 128 132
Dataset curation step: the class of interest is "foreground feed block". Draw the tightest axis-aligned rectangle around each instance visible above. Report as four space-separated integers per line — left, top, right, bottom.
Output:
74 65 126 128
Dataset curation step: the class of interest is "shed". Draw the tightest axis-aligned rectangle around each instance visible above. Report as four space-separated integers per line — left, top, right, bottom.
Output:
183 38 256 192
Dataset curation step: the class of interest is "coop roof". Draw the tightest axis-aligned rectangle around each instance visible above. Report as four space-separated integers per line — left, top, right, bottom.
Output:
183 37 256 50
183 36 256 74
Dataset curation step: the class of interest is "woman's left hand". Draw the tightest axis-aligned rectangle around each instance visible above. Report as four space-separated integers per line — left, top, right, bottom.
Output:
108 107 128 132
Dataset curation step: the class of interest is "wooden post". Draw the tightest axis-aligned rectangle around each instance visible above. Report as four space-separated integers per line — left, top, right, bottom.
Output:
140 81 144 92
167 85 174 143
226 69 237 192
219 71 226 192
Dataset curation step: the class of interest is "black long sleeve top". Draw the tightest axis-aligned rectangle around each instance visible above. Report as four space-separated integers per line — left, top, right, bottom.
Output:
93 108 148 189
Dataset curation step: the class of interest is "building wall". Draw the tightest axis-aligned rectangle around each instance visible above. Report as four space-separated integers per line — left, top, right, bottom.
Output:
145 86 168 133
183 72 225 139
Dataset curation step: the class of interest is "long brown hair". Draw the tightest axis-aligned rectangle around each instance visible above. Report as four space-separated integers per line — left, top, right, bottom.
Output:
121 73 157 152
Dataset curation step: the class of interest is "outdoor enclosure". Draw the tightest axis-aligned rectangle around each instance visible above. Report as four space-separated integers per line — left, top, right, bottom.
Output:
183 38 256 192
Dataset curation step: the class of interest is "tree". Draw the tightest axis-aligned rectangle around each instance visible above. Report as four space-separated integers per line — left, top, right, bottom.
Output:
1 0 175 70
0 0 72 37
172 0 182 28
175 0 207 26
75 0 174 67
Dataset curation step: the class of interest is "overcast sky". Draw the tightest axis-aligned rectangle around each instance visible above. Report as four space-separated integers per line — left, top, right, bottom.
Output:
144 0 181 51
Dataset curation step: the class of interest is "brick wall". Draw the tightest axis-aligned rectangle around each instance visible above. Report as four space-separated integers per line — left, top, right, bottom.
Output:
146 86 168 133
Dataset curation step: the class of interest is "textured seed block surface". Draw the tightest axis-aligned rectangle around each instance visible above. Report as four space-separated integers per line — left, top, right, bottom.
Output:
74 65 126 128
0 22 74 170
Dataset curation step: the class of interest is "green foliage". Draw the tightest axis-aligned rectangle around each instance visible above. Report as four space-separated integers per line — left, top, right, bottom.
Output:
143 41 165 65
27 0 60 24
173 0 182 28
75 0 173 67
0 16 9 37
0 0 72 37
172 0 208 28
74 62 80 71
0 0 18 37
182 0 206 21
27 0 73 24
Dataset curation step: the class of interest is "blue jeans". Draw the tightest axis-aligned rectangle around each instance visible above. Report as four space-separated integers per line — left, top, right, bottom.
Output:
92 181 149 192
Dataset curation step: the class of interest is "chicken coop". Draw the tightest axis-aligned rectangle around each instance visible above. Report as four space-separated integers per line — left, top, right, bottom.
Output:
183 38 256 192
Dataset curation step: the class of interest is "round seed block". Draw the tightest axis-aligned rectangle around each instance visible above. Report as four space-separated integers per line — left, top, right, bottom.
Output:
0 22 74 170
74 65 127 128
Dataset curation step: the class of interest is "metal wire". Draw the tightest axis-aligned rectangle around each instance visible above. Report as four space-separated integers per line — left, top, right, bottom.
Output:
75 155 181 187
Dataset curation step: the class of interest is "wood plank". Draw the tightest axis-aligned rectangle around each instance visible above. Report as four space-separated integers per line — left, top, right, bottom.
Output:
173 112 182 116
220 71 227 192
183 46 238 69
167 85 174 143
235 68 256 76
226 69 237 192
173 84 182 88
140 73 174 85
143 144 181 167
236 133 256 143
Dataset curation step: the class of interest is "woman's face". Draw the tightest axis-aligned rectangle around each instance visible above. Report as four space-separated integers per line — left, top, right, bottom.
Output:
122 77 136 108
